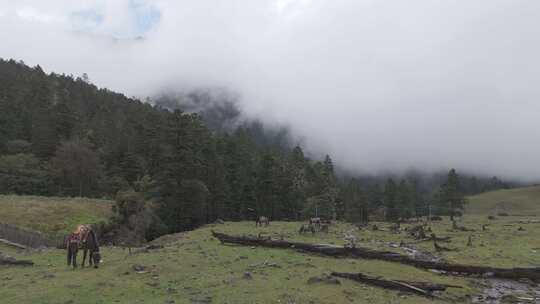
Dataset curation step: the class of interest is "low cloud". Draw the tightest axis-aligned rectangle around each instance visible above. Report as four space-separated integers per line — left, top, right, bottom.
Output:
1 0 539 180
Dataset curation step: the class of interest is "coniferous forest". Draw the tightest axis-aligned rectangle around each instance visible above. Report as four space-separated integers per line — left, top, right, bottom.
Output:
0 59 516 240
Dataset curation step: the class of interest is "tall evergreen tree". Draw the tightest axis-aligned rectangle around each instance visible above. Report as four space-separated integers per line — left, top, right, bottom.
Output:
384 178 398 221
438 169 467 220
343 178 368 223
50 140 101 196
288 146 307 220
396 179 412 219
255 153 279 219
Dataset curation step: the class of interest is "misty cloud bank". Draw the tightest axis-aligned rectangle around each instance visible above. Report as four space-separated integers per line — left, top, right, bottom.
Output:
1 0 540 180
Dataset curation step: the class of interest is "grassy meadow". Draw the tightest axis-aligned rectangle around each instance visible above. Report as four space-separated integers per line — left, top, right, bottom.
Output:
1 217 539 304
466 185 540 216
1 187 540 303
0 195 112 236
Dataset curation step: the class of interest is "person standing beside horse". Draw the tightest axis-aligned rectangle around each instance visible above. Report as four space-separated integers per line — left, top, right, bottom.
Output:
66 224 101 269
66 229 82 268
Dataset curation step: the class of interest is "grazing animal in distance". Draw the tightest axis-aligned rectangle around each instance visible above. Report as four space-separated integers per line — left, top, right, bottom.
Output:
309 217 321 230
299 223 315 235
256 216 270 227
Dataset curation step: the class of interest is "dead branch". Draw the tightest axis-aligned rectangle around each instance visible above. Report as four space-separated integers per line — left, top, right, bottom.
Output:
331 271 460 298
0 238 27 250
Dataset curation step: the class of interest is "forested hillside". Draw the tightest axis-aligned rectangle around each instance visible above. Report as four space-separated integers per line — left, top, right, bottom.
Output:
0 58 517 240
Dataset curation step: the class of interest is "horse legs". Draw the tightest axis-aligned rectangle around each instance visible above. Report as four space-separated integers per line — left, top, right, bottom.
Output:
71 248 78 268
89 251 93 266
67 245 78 268
82 248 88 268
67 247 72 266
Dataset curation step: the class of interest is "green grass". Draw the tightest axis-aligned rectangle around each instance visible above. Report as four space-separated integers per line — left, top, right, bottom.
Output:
1 190 539 303
466 185 540 216
3 217 539 304
0 195 113 236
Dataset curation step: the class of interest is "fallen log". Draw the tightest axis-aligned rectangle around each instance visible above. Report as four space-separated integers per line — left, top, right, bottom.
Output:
211 231 540 281
434 241 458 252
0 253 33 266
130 244 165 255
431 234 451 242
413 234 452 243
331 271 459 297
0 259 34 266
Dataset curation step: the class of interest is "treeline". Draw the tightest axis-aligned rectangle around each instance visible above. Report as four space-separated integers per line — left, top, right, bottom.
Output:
340 170 515 223
0 59 340 240
0 59 515 240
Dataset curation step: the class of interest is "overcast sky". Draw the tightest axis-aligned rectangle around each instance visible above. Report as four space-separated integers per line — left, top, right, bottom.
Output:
1 0 539 180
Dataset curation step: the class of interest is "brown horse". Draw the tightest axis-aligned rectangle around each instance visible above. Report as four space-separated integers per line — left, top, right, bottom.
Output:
81 229 101 268
66 225 100 269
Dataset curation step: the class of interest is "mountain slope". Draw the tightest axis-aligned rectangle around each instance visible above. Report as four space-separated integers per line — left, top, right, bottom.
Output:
466 185 540 215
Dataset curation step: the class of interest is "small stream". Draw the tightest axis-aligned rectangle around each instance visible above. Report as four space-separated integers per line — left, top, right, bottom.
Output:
472 279 540 303
385 240 540 303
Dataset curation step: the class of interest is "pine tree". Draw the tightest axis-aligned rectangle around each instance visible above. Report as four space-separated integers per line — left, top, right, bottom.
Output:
50 140 101 196
397 179 412 219
31 82 57 158
255 153 278 219
438 169 467 220
409 177 424 217
289 146 307 220
343 178 368 223
384 178 398 221
320 155 338 220
54 99 78 140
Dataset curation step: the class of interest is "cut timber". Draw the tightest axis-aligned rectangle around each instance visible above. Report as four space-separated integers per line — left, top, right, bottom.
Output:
0 238 27 250
211 231 540 281
331 272 460 297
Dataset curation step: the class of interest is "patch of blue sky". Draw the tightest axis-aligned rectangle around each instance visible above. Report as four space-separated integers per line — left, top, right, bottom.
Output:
70 9 104 33
130 0 161 36
69 1 160 39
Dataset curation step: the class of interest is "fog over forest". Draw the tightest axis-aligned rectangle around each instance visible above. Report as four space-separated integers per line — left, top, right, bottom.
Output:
1 0 539 180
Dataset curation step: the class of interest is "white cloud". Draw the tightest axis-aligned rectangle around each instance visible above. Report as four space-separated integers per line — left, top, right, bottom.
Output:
16 6 64 24
1 0 540 180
